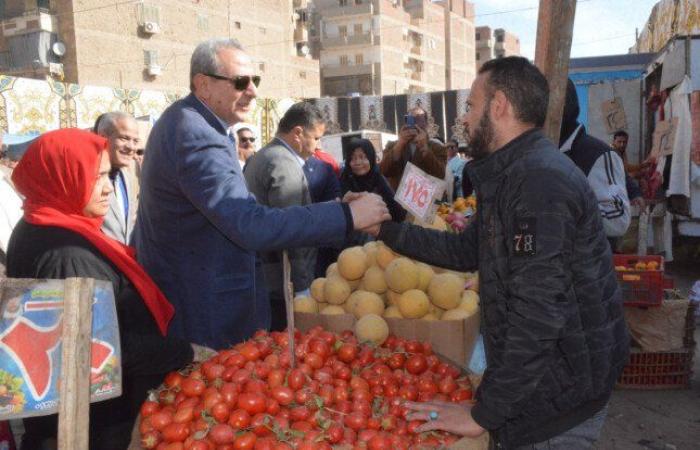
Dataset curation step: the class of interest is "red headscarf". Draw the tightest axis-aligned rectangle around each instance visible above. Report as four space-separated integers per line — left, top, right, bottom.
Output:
12 128 174 335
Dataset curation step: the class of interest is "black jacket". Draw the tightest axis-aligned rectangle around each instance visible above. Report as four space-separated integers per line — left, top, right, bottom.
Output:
379 129 629 448
7 220 194 450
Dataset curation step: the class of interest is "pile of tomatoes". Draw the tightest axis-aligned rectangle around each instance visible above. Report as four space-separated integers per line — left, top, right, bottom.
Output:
138 327 474 449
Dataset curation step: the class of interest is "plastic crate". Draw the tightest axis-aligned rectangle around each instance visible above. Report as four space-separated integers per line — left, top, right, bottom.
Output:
617 302 696 390
613 255 665 307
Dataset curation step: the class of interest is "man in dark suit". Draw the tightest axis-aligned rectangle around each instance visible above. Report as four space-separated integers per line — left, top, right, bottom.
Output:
244 102 326 330
134 38 390 349
97 111 140 245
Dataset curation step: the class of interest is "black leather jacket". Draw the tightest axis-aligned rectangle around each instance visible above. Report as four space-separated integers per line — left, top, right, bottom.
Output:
379 129 629 448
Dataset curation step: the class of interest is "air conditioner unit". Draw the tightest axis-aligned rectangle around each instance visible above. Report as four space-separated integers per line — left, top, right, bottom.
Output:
147 64 162 76
143 21 161 34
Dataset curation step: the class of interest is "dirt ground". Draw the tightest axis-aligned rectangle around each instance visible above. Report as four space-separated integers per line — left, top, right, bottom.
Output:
597 257 700 450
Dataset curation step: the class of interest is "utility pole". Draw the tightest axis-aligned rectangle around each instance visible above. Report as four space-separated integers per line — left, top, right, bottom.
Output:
534 0 577 145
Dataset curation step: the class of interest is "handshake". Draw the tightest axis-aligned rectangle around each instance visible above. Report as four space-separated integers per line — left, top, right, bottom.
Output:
343 191 393 236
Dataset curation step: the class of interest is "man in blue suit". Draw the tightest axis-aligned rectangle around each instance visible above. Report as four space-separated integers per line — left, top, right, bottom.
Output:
134 38 390 349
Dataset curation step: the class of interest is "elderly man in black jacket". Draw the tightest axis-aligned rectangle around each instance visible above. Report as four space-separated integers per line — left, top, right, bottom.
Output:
376 57 629 449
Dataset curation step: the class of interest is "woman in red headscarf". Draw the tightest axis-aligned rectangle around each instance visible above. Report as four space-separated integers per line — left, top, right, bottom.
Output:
6 129 198 450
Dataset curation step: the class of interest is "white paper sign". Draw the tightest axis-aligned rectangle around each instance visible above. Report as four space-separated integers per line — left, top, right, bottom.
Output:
395 162 446 223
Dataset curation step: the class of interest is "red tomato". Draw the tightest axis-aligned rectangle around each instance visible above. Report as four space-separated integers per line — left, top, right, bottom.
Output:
220 383 239 406
173 406 194 424
266 369 285 388
239 343 262 362
250 413 273 436
228 409 251 429
149 411 173 431
201 362 225 381
368 432 392 450
405 354 427 375
161 422 190 443
344 412 368 430
309 338 331 359
287 368 306 390
209 424 235 445
270 386 294 406
450 388 473 402
164 372 184 390
237 393 267 415
140 400 160 418
211 402 230 423
180 377 206 397
439 376 458 394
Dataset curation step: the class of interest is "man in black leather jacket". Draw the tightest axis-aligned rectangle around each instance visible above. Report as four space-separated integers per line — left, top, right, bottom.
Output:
377 57 629 449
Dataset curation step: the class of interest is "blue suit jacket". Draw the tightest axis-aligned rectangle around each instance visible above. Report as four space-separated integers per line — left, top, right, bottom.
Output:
134 94 348 349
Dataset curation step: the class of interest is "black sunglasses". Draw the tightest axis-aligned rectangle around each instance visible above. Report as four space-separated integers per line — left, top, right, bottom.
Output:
136 150 145 156
204 73 261 90
239 137 256 143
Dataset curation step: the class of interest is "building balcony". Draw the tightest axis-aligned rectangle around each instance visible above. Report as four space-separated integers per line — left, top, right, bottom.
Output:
322 63 373 78
476 38 492 49
322 3 374 18
322 33 375 48
294 27 309 43
2 8 56 37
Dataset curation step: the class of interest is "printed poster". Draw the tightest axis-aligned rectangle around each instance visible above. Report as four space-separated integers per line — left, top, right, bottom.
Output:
0 279 121 420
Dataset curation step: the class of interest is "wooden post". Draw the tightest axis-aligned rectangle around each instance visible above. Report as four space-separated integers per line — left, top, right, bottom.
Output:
534 0 577 144
283 251 296 368
57 277 94 450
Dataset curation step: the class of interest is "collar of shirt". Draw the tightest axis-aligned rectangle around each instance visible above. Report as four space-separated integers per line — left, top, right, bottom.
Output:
193 95 230 132
559 123 583 153
273 137 306 168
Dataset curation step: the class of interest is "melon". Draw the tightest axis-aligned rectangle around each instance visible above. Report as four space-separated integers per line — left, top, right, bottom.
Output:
362 266 388 294
428 273 464 310
376 243 397 269
383 305 403 318
310 278 326 302
441 308 472 321
324 277 351 305
292 296 318 313
337 247 367 280
397 289 430 319
385 258 419 293
416 262 435 291
352 291 385 318
355 314 389 345
320 305 346 315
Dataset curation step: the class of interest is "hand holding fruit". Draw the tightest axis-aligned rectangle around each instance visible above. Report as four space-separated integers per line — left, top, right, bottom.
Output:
405 400 486 438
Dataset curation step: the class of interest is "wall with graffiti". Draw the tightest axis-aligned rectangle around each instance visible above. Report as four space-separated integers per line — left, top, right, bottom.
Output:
0 74 469 145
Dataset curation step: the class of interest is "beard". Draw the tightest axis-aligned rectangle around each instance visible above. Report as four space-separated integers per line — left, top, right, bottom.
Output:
466 101 494 161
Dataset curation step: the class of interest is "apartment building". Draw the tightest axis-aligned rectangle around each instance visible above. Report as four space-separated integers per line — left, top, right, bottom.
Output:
475 25 520 70
314 0 476 97
0 0 320 98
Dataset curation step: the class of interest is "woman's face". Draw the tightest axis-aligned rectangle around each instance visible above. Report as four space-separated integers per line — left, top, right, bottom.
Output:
349 148 371 177
83 151 113 218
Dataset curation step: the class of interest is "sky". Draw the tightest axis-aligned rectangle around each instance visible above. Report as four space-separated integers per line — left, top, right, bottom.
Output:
472 0 661 59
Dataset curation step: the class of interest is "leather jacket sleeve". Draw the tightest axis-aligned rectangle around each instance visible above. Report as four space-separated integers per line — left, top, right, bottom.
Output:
377 218 478 272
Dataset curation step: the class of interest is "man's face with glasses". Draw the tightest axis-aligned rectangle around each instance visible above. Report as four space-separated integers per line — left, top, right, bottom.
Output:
237 129 256 162
195 48 259 126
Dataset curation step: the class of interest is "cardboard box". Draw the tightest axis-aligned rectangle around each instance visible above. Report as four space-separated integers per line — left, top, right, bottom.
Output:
624 298 690 352
294 311 480 369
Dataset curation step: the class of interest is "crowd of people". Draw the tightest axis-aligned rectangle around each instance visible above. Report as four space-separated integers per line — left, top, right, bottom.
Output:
0 36 654 449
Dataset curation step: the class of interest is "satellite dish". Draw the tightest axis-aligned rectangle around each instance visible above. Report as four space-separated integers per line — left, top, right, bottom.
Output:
52 42 66 57
300 45 310 56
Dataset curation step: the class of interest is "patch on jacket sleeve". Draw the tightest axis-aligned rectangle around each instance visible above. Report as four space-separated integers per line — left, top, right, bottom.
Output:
513 217 536 256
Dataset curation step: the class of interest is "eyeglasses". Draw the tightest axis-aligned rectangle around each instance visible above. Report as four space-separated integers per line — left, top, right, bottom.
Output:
239 137 256 144
204 73 261 90
136 150 145 156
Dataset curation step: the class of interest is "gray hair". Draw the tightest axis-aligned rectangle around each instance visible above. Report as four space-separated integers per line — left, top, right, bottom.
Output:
96 111 134 137
190 38 244 92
